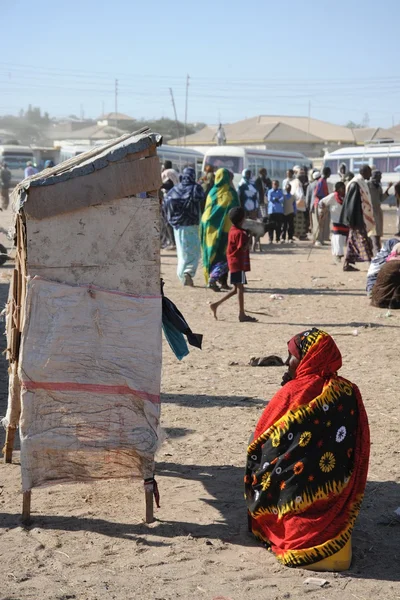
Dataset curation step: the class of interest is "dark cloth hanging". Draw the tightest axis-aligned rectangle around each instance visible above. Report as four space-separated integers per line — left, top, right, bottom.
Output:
161 280 203 359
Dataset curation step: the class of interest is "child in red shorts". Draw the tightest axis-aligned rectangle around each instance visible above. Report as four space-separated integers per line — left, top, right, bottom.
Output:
210 207 258 322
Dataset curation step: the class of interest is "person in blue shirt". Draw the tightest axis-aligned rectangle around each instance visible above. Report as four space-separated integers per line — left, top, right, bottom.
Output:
267 180 285 243
282 183 297 243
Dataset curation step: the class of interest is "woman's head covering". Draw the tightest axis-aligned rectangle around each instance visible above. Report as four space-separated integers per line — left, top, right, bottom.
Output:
393 242 400 254
240 168 252 185
161 168 179 186
287 328 342 377
181 166 196 185
214 167 232 188
371 170 382 184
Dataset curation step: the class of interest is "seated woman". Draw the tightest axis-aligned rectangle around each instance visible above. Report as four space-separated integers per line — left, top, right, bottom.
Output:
370 242 400 309
366 238 399 295
245 329 370 571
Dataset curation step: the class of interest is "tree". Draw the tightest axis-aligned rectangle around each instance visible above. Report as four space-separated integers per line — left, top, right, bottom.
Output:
345 120 362 129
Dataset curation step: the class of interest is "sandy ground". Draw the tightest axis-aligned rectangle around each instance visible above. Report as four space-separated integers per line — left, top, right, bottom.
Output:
0 207 399 600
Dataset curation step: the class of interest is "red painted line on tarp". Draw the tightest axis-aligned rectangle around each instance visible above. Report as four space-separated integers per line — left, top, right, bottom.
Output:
21 380 160 404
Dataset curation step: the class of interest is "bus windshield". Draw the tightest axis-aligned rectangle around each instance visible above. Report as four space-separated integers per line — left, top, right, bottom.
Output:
205 155 243 173
3 153 33 170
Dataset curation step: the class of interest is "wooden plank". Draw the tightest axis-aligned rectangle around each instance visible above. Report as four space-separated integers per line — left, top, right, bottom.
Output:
22 491 31 525
3 426 16 463
25 196 160 295
145 486 154 524
23 155 162 220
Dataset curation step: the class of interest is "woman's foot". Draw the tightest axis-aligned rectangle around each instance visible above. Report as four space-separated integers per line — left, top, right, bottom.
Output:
183 273 194 287
208 281 220 292
239 314 258 322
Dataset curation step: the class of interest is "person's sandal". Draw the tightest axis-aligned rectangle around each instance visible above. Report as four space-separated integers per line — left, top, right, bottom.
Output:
343 265 359 272
239 315 258 322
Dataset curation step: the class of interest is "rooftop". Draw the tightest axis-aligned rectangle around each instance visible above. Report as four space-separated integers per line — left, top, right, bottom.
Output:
169 115 398 147
97 112 136 122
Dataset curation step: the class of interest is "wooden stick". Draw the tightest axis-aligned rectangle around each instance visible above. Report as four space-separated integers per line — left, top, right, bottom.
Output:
3 426 16 463
22 491 31 525
144 484 154 524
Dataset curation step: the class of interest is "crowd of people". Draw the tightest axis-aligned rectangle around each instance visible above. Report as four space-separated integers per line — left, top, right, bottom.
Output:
160 159 400 312
158 159 396 571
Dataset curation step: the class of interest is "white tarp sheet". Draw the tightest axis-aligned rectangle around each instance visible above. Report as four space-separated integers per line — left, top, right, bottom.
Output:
18 277 162 491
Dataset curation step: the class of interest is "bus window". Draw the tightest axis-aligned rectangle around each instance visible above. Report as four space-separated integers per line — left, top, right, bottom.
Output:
371 157 388 172
205 156 243 173
263 159 272 172
352 158 369 172
388 156 400 172
271 159 286 180
323 159 338 172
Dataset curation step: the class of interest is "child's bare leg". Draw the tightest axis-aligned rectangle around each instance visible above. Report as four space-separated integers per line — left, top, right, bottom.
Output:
210 286 237 320
237 283 258 322
237 284 245 320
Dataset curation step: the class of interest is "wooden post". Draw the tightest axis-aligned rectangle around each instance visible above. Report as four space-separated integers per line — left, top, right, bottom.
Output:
144 481 154 524
3 426 16 463
22 491 31 525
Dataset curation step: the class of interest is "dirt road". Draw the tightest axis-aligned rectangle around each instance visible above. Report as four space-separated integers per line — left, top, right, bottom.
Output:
0 207 399 600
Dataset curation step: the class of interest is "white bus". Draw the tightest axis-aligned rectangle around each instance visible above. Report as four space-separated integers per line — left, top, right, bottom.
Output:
323 143 400 184
160 146 204 178
0 145 34 185
202 146 312 186
323 143 400 205
58 144 92 163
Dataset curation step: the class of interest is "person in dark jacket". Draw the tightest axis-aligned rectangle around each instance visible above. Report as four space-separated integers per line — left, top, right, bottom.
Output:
254 168 272 217
339 165 374 272
0 162 11 210
164 167 205 286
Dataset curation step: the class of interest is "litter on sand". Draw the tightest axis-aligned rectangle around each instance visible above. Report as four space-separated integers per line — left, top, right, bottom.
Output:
249 355 285 367
303 577 329 588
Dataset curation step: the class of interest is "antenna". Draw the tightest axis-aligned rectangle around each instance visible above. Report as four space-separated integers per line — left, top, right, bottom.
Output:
114 79 119 129
169 88 181 145
184 74 190 146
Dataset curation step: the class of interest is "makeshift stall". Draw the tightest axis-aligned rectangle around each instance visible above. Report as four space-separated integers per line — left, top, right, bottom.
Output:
3 128 163 523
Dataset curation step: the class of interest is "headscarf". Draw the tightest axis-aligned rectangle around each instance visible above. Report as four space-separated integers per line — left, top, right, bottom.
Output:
245 328 370 568
312 170 321 180
370 170 382 188
387 242 400 262
238 169 259 213
161 168 179 186
239 168 252 186
163 167 205 228
200 168 240 282
366 237 399 293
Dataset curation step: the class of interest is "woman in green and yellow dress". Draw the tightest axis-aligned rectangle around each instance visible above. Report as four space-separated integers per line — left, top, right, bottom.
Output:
200 168 239 291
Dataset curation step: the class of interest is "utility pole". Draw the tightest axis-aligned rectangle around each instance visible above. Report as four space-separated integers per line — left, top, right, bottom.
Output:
114 79 118 129
307 100 311 139
184 74 190 146
169 88 181 145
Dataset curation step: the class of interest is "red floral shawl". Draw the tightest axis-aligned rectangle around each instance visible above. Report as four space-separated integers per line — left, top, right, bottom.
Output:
245 329 370 567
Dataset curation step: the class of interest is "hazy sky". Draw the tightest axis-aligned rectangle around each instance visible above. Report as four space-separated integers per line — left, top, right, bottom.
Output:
2 0 400 127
